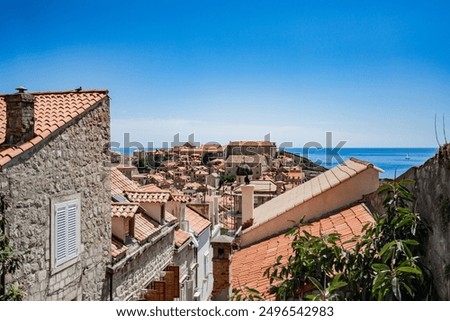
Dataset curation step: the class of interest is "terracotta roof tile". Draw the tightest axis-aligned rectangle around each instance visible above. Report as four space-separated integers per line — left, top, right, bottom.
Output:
5 147 23 159
165 211 177 224
248 158 381 230
111 167 140 196
175 228 191 247
171 193 192 203
0 155 11 167
185 207 211 235
139 184 164 193
134 212 160 242
0 90 108 168
111 202 140 218
125 191 170 203
19 142 32 151
232 203 374 300
111 238 128 258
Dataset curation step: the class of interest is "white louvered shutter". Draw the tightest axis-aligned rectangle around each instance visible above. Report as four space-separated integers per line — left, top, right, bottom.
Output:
55 200 79 266
67 203 78 259
55 205 67 264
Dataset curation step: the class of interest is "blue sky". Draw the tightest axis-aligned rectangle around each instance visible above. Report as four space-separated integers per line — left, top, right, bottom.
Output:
1 0 449 147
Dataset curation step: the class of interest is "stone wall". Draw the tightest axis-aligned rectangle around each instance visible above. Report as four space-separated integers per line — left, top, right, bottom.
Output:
0 98 111 300
111 228 175 301
399 144 450 300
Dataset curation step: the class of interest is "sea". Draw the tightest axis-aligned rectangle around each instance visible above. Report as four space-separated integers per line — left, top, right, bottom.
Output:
285 147 438 179
112 146 438 179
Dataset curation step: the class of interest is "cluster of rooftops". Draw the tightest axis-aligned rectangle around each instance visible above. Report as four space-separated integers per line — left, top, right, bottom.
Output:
0 87 385 300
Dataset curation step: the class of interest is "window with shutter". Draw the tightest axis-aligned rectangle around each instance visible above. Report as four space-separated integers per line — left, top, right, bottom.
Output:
54 200 80 267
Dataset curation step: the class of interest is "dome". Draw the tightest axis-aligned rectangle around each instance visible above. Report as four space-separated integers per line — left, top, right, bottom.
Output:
236 163 253 176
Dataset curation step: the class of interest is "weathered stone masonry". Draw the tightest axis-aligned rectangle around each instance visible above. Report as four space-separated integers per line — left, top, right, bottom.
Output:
110 228 175 301
401 144 450 300
0 98 111 300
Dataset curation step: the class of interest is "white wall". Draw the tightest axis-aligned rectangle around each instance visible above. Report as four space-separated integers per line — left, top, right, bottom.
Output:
196 228 213 300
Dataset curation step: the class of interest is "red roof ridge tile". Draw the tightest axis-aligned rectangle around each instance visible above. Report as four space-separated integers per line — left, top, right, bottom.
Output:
25 89 109 96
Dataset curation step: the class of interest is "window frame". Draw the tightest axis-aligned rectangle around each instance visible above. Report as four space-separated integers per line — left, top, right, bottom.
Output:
50 194 81 274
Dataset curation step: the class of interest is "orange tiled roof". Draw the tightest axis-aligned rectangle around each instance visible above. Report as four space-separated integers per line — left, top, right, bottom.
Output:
250 158 382 229
171 193 191 203
139 184 164 193
231 203 374 299
165 211 177 224
185 207 211 235
147 174 165 182
0 89 108 168
125 191 170 203
175 228 191 247
134 212 160 242
111 238 128 258
111 167 140 196
111 202 140 218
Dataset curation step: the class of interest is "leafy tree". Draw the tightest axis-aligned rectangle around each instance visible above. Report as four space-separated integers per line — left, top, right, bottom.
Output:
0 195 24 301
258 180 432 301
136 157 149 171
219 173 236 188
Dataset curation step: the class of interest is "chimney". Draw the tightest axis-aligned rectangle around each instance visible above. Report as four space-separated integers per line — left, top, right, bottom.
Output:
213 196 220 226
211 235 234 301
241 184 254 227
179 203 186 222
180 220 190 232
275 181 285 195
3 87 35 146
208 201 214 222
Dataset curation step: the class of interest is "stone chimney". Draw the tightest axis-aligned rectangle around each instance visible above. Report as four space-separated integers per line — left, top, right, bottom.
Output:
275 181 285 195
211 235 234 301
179 203 186 221
213 196 220 226
179 204 190 231
3 87 35 146
241 184 254 227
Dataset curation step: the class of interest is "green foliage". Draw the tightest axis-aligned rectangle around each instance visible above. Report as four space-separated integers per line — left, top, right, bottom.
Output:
306 274 348 301
231 285 264 301
0 195 24 301
219 173 236 188
264 180 431 301
137 157 149 171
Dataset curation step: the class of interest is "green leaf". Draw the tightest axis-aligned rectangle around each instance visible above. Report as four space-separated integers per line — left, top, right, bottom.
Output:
379 240 396 258
396 266 422 276
392 277 401 300
307 276 324 292
328 275 348 293
400 281 413 297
